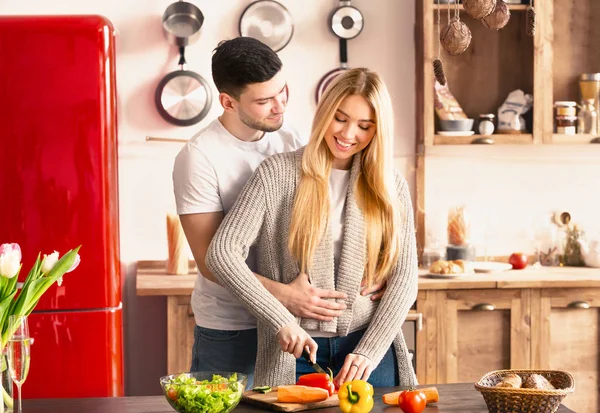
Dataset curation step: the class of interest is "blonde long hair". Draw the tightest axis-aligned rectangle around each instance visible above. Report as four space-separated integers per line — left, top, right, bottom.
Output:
288 68 400 286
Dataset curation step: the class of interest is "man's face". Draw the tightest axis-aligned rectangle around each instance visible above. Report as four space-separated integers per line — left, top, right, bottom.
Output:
234 71 288 132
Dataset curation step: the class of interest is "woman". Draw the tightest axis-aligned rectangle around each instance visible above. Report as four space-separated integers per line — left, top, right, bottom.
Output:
206 68 418 388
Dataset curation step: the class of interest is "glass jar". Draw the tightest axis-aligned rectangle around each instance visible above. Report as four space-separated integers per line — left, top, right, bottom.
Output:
580 73 600 134
556 115 577 135
478 113 495 136
578 99 598 135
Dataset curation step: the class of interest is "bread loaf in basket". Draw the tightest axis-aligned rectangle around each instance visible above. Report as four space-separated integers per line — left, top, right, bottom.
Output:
474 369 574 413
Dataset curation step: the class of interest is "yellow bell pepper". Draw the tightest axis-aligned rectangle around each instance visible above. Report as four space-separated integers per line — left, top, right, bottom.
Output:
337 380 374 413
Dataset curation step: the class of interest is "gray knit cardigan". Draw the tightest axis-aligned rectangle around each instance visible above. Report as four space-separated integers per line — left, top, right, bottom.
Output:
206 148 419 387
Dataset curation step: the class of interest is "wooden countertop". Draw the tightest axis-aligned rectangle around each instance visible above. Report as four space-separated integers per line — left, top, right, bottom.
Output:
136 260 600 296
20 383 576 412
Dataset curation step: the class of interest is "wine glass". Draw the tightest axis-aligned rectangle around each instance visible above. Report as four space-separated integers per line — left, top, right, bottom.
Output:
7 315 31 413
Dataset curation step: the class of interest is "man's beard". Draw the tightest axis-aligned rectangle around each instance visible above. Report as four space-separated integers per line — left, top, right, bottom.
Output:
238 107 284 133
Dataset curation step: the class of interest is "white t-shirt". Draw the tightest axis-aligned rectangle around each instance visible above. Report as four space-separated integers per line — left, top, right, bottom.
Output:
309 168 351 338
329 168 351 275
173 118 306 330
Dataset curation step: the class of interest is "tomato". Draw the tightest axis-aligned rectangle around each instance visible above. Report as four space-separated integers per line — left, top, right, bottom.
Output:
397 389 427 413
509 252 528 270
167 387 178 401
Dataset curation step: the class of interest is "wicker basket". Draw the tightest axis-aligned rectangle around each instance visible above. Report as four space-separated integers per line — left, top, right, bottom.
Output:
474 370 575 413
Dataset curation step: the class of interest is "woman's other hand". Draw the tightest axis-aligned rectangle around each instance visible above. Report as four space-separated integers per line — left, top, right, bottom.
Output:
360 280 387 301
334 353 373 386
277 323 318 361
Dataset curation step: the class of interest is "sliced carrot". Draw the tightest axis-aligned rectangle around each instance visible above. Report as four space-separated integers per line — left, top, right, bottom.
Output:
382 391 401 405
382 387 439 405
277 385 329 403
422 387 439 404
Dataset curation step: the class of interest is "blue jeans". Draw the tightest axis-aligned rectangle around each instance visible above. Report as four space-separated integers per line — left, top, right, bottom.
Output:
191 326 257 389
295 329 399 387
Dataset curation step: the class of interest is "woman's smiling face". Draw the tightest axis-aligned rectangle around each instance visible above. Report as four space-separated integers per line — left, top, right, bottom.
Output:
324 94 376 170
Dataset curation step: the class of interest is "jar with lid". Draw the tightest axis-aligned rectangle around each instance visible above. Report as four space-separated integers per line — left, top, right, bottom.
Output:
556 115 578 135
478 113 495 135
578 99 598 135
554 101 577 134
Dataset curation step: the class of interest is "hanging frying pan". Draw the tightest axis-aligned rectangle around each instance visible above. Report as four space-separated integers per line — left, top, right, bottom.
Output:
155 63 212 127
330 0 364 40
239 0 294 52
155 0 212 126
315 0 364 103
315 39 348 104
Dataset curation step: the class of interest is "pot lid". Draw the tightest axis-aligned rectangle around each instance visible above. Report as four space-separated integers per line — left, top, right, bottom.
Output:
239 0 294 52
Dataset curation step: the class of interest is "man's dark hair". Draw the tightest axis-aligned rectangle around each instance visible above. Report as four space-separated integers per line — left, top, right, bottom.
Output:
211 37 282 98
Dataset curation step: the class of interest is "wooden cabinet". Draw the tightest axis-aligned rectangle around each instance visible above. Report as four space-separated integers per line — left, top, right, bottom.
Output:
417 284 600 413
166 295 196 374
138 262 600 412
533 288 600 413
417 289 530 384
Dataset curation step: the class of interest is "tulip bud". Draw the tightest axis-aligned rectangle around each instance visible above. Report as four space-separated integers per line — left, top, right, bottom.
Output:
41 251 60 274
0 243 22 278
67 254 81 273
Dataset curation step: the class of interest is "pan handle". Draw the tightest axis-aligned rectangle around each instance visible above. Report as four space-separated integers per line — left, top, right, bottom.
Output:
178 46 186 67
339 38 348 68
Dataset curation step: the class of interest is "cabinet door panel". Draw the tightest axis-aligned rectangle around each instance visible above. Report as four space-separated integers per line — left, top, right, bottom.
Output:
457 310 511 382
167 295 195 374
534 288 600 413
428 289 529 384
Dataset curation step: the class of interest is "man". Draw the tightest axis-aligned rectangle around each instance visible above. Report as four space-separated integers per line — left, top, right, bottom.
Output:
173 37 354 386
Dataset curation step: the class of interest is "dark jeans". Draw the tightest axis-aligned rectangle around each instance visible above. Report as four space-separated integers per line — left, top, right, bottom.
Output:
295 329 399 387
191 326 257 389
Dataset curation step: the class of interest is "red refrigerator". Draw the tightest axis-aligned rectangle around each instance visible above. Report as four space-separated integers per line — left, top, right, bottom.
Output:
0 16 124 397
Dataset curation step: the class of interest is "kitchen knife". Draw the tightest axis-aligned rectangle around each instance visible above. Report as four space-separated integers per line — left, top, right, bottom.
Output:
301 350 327 375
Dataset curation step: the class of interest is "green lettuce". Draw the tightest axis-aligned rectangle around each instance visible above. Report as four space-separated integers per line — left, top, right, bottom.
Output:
165 373 243 413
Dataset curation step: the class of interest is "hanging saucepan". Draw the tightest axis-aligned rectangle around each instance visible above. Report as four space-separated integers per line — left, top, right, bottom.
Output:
155 1 212 126
315 0 364 103
161 0 204 47
239 0 294 52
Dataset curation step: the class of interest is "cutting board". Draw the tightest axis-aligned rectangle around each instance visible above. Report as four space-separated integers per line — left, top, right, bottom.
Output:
241 388 339 412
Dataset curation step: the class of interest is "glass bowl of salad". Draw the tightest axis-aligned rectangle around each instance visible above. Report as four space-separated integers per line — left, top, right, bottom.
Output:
160 372 247 413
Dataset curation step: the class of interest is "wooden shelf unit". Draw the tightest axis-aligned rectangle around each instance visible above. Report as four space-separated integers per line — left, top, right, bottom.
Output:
551 133 599 144
432 4 529 12
421 1 538 147
433 133 533 145
414 0 600 258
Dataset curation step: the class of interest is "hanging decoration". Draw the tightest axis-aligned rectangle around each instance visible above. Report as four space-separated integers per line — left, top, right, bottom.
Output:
526 0 536 36
463 0 496 20
481 0 511 30
440 1 472 56
433 0 446 85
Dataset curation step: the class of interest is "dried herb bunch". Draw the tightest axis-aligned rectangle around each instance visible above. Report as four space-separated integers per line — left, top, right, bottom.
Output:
561 224 585 267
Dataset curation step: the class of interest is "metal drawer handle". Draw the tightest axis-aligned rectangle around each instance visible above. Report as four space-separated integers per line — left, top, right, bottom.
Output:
472 303 495 311
567 301 590 309
405 312 423 331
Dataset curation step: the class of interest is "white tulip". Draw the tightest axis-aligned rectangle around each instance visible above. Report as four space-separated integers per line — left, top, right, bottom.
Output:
0 245 21 278
41 251 60 273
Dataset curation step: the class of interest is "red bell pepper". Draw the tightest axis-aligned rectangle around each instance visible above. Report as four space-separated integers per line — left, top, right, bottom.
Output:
296 369 336 396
